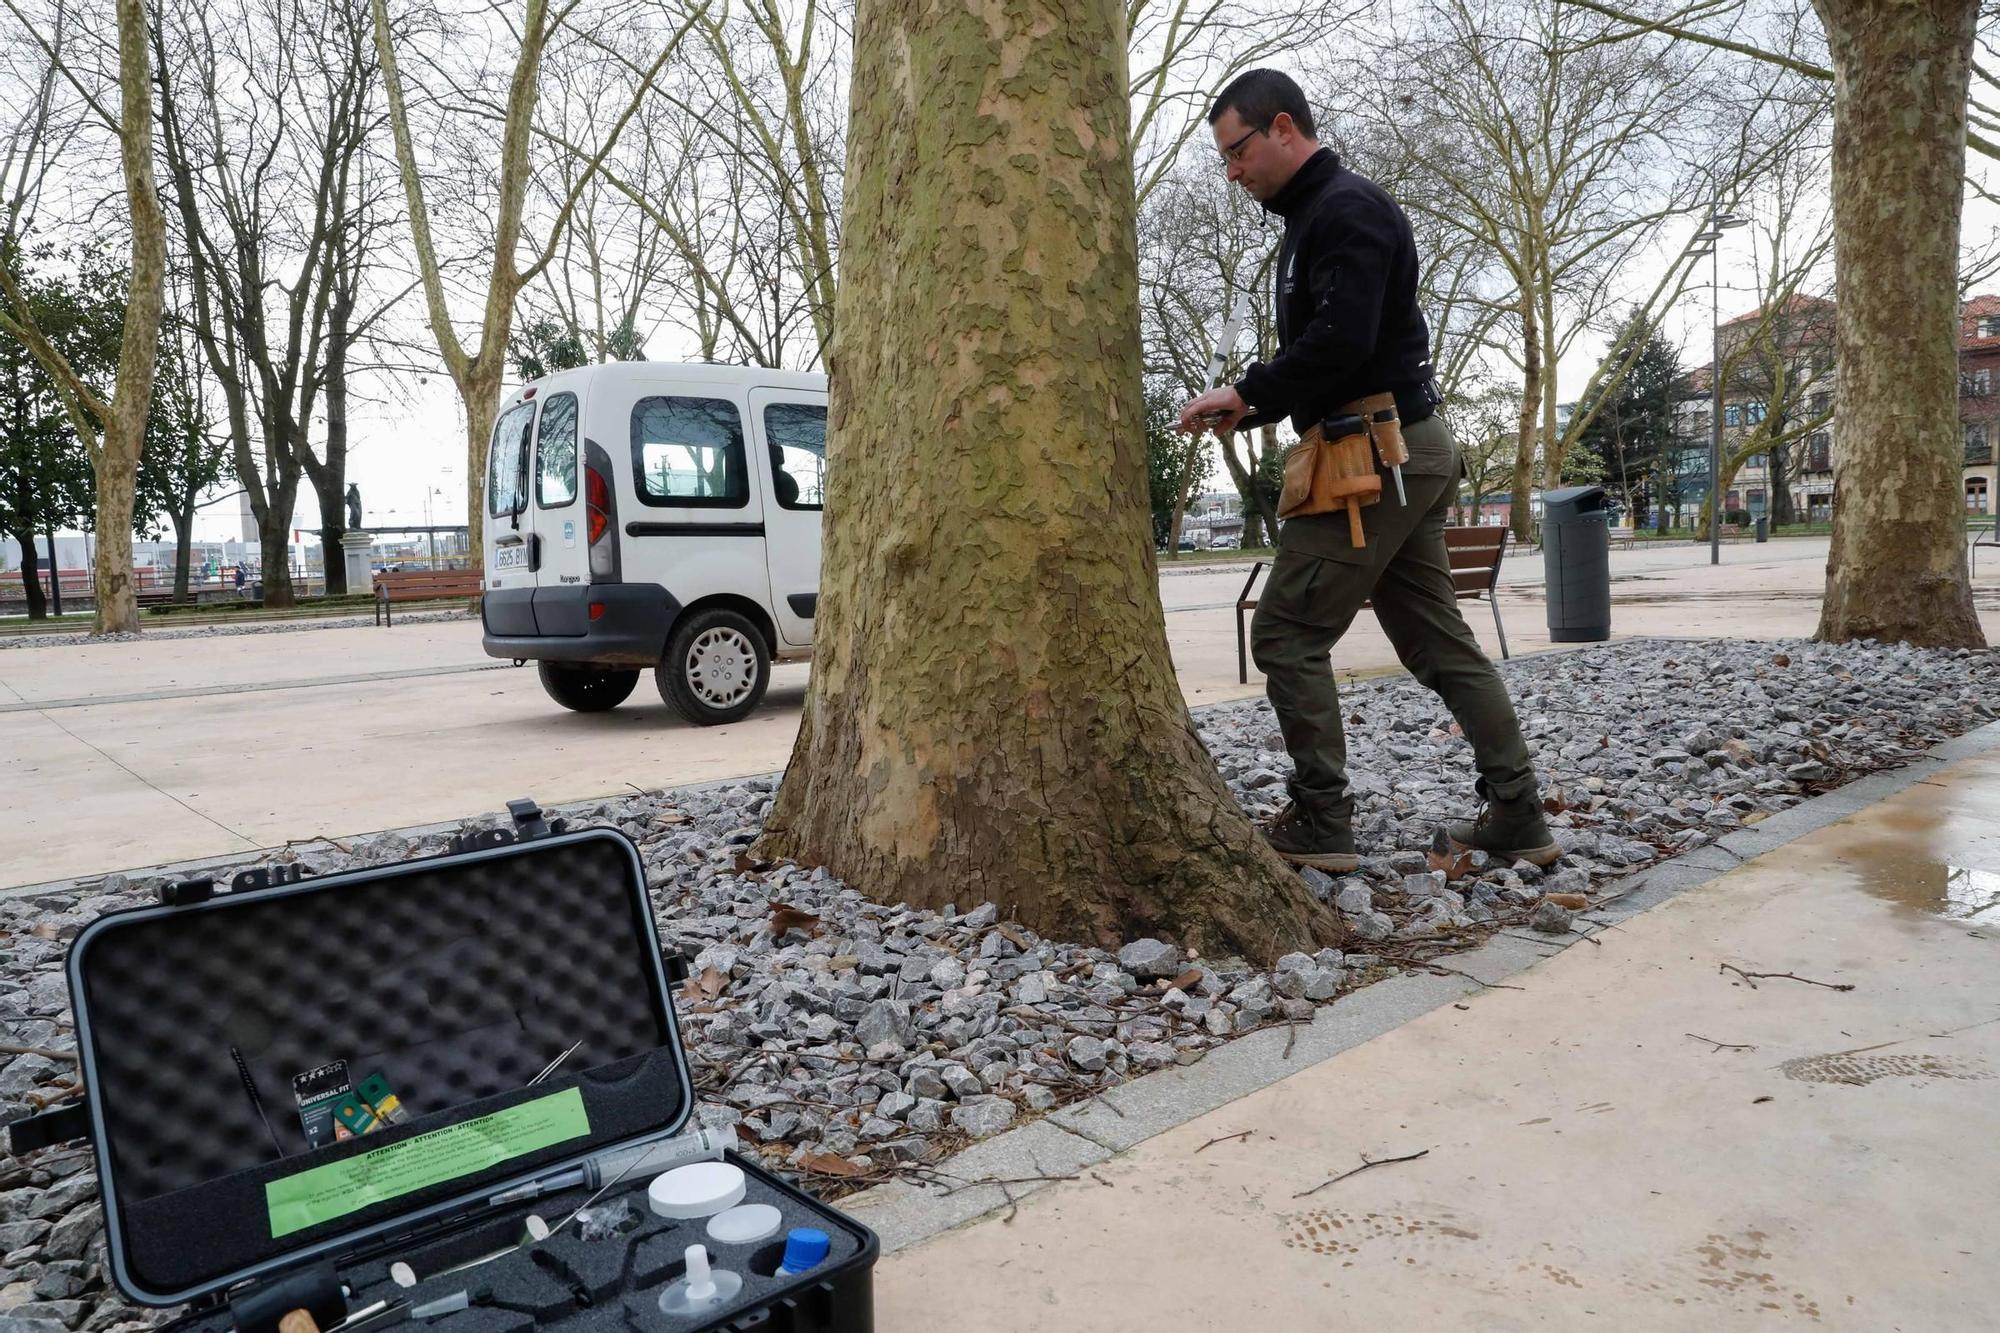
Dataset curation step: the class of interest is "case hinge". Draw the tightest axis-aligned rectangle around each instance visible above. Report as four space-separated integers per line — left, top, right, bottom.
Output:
228 1263 346 1333
6 1099 92 1155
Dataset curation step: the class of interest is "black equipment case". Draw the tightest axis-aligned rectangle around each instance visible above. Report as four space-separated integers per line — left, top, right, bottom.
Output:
7 801 877 1333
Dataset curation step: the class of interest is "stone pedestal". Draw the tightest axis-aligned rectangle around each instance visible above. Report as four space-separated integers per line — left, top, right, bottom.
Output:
342 531 373 593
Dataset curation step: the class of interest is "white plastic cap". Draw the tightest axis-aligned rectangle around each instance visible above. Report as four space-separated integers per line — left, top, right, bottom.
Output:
648 1161 747 1219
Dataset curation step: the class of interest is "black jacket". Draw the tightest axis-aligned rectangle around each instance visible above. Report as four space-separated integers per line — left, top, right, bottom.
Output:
1236 149 1435 434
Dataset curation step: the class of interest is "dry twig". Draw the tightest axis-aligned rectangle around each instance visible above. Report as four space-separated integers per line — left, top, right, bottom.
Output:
0 1043 76 1062
1719 963 1854 992
1195 1130 1253 1154
1292 1148 1430 1198
1685 1032 1756 1052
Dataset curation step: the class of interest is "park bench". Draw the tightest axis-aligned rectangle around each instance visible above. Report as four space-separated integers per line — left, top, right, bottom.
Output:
374 568 483 626
1234 525 1511 685
1971 523 1999 577
1606 524 1636 550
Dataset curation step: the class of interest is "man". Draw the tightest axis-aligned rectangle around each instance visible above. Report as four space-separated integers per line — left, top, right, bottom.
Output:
1178 69 1557 873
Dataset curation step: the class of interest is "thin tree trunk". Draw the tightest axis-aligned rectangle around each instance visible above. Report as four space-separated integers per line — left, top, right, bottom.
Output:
171 507 193 599
1512 297 1541 543
11 526 46 619
758 0 1336 961
1812 0 1984 647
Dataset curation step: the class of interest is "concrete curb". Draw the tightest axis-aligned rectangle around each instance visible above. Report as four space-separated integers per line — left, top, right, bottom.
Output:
835 716 2000 1256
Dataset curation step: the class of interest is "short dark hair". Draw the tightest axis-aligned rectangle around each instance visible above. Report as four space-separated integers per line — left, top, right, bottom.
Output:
1207 69 1316 139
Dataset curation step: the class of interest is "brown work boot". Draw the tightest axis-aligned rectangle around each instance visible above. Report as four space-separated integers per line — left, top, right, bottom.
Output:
1263 792 1361 873
1445 780 1561 867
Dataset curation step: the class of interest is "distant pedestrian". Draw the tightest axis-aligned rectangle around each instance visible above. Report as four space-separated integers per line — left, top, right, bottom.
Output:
233 563 246 591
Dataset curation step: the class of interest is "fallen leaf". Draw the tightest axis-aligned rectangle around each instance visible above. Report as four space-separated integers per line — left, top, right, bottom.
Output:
768 904 822 938
996 922 1031 951
30 924 58 941
656 810 688 826
1426 849 1477 881
799 1151 866 1177
1168 968 1206 993
679 966 730 1003
1541 790 1569 815
733 1122 760 1144
1543 892 1589 910
1772 653 1791 667
1752 1095 1774 1104
733 851 772 876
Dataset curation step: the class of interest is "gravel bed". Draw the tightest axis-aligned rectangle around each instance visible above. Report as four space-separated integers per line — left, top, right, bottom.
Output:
0 637 1991 1330
0 609 473 652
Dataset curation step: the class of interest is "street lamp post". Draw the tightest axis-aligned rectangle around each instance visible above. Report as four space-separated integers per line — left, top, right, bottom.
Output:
1691 206 1750 566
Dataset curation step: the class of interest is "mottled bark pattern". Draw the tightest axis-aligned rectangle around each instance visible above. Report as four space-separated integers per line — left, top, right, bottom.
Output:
1813 0 1985 647
759 0 1338 962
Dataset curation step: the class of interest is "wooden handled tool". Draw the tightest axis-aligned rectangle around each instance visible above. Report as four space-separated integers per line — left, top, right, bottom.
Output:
278 1311 320 1333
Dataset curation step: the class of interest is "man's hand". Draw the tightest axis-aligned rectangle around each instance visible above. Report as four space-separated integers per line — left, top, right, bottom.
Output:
1177 385 1250 434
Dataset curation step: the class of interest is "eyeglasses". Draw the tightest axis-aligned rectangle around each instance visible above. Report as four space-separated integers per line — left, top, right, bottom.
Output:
1220 124 1267 164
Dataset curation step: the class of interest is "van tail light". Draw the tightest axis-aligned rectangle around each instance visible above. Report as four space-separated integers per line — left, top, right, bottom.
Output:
586 463 614 578
586 466 610 546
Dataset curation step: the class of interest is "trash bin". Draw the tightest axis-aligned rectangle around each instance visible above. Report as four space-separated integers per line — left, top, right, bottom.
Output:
1754 515 1769 542
1540 485 1611 643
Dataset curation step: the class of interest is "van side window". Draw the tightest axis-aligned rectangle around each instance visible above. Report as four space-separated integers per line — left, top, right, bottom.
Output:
536 392 579 507
487 401 537 518
631 396 748 508
764 402 826 510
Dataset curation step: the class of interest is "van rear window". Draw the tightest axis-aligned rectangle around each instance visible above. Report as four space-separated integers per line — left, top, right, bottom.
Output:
488 401 536 518
631 397 747 508
536 393 579 507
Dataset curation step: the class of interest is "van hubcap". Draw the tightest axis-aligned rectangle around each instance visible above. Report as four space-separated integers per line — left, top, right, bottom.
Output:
687 628 758 708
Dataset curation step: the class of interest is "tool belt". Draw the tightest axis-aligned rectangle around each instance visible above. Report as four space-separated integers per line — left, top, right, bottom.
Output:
1277 392 1412 531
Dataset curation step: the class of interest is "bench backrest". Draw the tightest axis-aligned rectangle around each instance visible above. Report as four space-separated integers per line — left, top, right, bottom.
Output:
375 569 482 596
1444 525 1507 597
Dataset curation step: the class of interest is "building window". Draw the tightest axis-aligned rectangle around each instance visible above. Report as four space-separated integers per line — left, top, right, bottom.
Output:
1807 432 1832 474
1744 401 1766 426
1969 477 1990 514
1980 316 2000 339
1968 422 1992 466
1723 404 1741 428
1808 392 1831 419
1963 369 1992 397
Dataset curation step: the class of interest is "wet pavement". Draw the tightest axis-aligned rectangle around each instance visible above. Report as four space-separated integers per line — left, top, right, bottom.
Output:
876 739 2000 1329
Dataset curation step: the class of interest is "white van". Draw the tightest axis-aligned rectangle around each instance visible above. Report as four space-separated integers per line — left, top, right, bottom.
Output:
480 362 826 725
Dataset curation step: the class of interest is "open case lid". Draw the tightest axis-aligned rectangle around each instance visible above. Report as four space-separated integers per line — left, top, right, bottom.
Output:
63 825 692 1307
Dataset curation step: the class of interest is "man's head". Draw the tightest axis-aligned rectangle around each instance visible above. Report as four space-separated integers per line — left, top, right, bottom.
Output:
1207 69 1319 202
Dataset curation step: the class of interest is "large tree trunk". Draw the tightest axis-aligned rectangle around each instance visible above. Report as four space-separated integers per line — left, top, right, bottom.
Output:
464 365 502 559
88 0 166 636
758 0 1337 962
1812 0 1984 647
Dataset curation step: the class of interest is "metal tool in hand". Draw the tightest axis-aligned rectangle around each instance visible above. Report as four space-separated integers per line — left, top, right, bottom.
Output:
1200 288 1252 415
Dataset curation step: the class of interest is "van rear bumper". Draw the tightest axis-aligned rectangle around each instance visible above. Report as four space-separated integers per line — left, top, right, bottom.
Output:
481 583 679 667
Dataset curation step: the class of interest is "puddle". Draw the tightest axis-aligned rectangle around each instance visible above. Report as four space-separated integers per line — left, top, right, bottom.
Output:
1857 860 2000 926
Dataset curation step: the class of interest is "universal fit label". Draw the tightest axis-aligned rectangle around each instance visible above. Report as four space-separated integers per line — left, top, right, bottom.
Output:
265 1087 591 1238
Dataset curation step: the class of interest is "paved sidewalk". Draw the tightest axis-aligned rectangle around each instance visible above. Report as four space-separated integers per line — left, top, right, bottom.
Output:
5 539 1997 889
873 739 2000 1329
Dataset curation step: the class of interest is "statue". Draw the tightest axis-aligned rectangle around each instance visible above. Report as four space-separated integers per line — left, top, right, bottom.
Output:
346 483 363 530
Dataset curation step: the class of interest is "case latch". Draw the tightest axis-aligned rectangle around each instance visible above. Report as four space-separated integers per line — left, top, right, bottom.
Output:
506 797 567 842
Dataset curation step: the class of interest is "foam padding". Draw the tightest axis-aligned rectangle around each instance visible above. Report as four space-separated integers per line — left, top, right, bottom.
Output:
71 831 685 1302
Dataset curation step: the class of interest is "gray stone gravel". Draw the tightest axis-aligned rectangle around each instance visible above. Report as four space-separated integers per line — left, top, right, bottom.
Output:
0 609 472 652
1 636 1992 1328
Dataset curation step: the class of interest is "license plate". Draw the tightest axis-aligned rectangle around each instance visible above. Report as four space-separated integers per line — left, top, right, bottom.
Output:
493 542 530 572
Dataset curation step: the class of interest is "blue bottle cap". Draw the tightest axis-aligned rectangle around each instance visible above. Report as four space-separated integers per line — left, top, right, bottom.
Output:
780 1227 830 1273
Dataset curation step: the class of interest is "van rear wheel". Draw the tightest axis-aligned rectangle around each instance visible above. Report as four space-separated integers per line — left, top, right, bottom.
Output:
537 661 640 713
657 608 770 726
